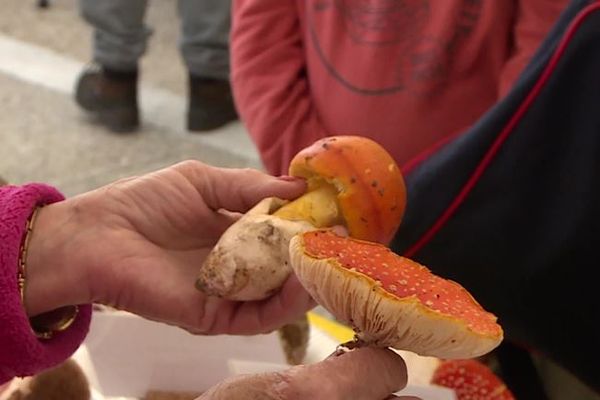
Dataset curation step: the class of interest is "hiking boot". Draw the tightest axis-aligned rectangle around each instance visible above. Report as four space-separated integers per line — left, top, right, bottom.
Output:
75 64 139 133
187 75 238 132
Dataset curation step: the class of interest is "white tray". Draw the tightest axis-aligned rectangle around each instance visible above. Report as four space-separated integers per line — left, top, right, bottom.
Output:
73 311 455 399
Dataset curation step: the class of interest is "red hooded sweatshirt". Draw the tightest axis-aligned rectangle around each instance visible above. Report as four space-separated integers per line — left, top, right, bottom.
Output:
232 0 567 175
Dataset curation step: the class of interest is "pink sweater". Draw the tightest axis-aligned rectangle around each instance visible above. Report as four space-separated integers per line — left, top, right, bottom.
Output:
232 0 567 175
0 184 91 383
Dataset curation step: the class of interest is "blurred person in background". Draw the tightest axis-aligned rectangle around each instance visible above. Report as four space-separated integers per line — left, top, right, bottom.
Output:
75 0 237 133
231 0 567 175
230 1 593 398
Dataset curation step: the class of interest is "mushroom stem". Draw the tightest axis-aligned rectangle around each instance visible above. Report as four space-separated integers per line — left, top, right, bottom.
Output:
196 197 315 300
273 185 343 228
278 315 310 365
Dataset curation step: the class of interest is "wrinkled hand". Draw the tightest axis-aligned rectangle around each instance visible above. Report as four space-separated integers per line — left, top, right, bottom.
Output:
25 161 314 334
199 347 419 400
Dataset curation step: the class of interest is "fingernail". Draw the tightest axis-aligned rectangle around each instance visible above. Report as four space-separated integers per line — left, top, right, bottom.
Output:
278 175 303 182
326 344 352 359
331 225 349 237
326 349 344 359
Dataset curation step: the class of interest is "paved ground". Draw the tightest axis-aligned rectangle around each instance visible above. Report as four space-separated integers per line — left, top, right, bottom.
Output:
0 0 259 197
1 0 189 95
0 2 598 399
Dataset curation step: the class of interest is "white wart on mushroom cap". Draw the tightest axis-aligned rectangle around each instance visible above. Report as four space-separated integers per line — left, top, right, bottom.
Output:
289 231 504 359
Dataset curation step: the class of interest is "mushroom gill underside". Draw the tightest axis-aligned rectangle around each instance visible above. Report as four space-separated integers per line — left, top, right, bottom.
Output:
289 232 503 359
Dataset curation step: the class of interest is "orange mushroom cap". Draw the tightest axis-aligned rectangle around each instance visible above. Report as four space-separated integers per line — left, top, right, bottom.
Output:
432 359 515 400
288 136 406 244
289 231 503 359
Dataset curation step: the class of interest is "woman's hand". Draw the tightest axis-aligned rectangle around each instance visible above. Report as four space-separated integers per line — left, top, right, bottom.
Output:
23 161 314 334
199 347 418 400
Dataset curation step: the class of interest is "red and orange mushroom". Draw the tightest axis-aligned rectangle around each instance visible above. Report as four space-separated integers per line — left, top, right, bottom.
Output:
290 231 503 359
196 135 503 363
196 136 406 301
432 359 515 400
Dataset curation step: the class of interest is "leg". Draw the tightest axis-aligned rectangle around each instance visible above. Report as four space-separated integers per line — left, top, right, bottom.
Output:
178 0 238 131
75 0 149 132
178 0 231 80
80 0 150 72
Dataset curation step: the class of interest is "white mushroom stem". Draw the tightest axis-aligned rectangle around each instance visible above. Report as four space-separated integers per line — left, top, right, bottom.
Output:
196 197 315 301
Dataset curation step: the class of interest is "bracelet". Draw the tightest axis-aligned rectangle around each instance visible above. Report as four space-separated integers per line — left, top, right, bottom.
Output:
18 206 79 340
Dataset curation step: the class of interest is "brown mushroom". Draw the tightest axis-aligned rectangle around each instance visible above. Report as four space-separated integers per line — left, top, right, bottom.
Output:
277 314 310 365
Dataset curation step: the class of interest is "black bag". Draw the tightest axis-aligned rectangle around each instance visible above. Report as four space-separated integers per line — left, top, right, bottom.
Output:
391 0 600 391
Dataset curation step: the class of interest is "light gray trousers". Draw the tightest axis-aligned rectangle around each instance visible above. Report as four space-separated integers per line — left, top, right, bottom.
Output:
79 0 231 80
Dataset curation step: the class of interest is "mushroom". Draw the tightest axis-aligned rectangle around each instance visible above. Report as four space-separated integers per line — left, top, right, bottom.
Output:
196 136 406 301
277 314 310 365
289 230 504 359
195 196 314 301
0 359 90 400
276 135 406 244
432 359 515 400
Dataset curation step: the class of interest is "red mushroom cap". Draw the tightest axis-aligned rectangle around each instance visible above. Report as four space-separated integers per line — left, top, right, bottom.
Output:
288 136 406 244
432 359 515 400
290 230 503 358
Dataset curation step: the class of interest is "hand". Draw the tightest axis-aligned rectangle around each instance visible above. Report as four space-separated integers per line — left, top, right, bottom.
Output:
24 161 314 334
199 347 419 400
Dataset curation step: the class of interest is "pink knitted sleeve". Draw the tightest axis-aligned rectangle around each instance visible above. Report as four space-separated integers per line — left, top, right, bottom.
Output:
0 184 92 383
